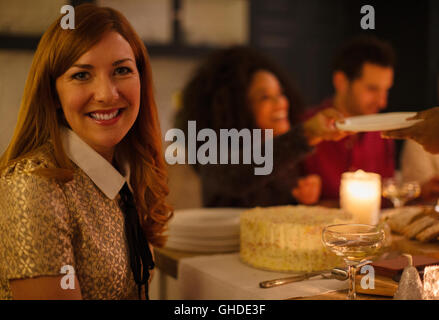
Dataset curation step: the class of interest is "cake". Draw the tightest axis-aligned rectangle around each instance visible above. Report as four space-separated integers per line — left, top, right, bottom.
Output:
240 205 353 272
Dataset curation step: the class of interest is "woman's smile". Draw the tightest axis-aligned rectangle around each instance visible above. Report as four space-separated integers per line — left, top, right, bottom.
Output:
87 108 125 125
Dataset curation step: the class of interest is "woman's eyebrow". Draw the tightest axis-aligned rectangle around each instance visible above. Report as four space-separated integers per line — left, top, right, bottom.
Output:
113 58 134 66
71 58 134 69
253 88 269 93
71 64 93 69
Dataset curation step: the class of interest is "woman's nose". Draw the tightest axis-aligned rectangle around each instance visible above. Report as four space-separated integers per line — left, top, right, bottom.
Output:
93 76 119 104
274 95 288 109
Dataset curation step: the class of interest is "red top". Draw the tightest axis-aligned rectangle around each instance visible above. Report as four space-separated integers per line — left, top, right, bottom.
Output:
302 99 395 200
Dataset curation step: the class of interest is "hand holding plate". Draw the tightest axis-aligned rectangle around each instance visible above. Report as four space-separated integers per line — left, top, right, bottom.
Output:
303 108 351 146
382 107 439 154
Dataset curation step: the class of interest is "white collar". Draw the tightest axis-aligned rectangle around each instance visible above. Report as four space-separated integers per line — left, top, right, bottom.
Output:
60 127 128 200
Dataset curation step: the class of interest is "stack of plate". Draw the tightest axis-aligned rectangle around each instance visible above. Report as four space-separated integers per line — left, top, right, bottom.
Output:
165 208 244 253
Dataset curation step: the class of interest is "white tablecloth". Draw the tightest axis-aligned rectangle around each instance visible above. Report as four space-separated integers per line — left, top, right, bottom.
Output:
178 253 348 300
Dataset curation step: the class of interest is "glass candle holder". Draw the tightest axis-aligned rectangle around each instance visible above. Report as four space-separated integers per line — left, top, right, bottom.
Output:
423 265 439 300
340 170 382 225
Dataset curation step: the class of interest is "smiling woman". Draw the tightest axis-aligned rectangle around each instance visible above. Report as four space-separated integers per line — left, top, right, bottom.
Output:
0 4 173 300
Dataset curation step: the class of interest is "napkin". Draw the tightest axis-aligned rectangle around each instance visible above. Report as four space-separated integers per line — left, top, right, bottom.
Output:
372 255 439 280
178 253 348 300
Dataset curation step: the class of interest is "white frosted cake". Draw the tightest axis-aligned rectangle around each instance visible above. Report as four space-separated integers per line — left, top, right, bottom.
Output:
240 205 353 272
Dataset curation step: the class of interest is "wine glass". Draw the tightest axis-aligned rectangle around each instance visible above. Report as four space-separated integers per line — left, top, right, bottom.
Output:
382 178 421 208
322 224 385 300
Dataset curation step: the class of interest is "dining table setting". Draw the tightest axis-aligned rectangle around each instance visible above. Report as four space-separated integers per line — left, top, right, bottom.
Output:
154 112 439 301
154 201 439 300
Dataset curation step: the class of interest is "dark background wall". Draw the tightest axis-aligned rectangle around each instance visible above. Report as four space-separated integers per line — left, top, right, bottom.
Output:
250 0 349 106
250 0 439 166
250 0 439 108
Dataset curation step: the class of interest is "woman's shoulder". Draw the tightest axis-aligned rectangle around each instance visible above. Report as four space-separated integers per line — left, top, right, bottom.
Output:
0 143 68 220
0 143 57 181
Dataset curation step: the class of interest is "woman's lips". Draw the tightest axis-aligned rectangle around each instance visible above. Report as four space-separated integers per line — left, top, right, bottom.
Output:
87 108 124 125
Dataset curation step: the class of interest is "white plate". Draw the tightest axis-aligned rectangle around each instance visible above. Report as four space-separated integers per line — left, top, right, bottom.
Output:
165 240 240 253
335 112 422 132
167 207 244 238
167 235 239 247
380 206 424 220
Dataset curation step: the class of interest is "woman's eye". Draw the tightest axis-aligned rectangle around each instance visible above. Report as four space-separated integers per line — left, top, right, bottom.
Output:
71 72 90 81
114 66 132 76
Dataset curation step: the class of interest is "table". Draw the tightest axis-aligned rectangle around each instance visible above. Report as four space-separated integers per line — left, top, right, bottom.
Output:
154 247 394 300
154 233 439 300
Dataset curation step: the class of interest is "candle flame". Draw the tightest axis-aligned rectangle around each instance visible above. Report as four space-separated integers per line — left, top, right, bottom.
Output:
347 181 378 199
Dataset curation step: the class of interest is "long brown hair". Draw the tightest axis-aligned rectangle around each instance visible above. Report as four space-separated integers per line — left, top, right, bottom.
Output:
0 4 172 247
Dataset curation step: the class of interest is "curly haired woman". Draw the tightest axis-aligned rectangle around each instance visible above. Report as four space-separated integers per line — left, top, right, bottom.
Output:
175 46 347 208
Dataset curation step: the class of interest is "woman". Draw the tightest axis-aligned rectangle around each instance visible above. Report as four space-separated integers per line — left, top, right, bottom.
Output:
175 46 346 208
0 4 172 299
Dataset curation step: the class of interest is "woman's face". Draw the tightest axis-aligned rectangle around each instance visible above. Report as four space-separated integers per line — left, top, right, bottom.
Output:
247 70 290 136
56 31 141 161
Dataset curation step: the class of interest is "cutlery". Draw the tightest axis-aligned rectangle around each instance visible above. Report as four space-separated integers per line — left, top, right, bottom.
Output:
259 260 372 288
259 271 330 288
259 268 347 288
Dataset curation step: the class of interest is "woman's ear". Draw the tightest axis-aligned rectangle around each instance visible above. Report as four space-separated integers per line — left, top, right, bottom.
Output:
333 71 349 94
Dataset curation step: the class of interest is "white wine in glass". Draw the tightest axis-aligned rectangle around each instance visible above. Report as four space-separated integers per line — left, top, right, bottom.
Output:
322 224 385 300
382 178 421 208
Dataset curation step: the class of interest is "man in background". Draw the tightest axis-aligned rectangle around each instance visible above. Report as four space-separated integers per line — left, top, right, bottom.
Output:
303 35 396 201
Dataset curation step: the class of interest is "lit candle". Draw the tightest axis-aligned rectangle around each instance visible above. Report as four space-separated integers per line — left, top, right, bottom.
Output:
340 170 381 225
423 265 439 300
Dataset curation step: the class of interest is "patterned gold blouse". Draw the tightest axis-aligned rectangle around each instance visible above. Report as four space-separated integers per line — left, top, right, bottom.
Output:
0 128 138 299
